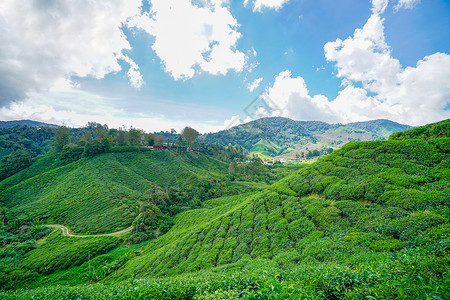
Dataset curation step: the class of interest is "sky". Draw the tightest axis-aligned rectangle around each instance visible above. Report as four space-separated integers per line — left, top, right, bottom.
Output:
0 0 449 133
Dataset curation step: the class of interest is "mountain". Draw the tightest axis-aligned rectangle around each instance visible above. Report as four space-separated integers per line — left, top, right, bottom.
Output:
202 117 412 160
0 120 58 129
1 119 447 299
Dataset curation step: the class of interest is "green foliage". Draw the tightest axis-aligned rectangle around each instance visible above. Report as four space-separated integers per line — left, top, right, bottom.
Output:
61 145 84 160
0 125 54 160
202 143 248 163
53 126 70 152
182 127 199 149
0 150 240 234
82 137 113 157
127 128 143 146
0 149 32 180
204 117 410 158
1 120 448 298
390 118 449 140
0 227 119 290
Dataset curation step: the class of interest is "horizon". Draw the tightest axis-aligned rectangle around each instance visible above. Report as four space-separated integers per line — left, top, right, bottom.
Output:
0 0 449 133
0 116 416 134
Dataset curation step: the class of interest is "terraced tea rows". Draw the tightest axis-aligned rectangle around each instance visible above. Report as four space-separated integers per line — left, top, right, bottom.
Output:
0 150 228 234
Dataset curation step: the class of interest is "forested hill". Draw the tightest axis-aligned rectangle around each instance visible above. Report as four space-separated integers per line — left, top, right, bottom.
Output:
0 120 58 129
201 117 411 159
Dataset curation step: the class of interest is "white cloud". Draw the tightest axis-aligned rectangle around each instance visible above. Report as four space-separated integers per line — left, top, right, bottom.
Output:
0 0 143 106
323 5 450 125
264 70 336 122
224 115 242 129
0 94 224 134
247 0 291 12
239 55 448 126
324 13 401 95
395 0 420 10
224 0 448 129
118 54 145 89
247 77 263 92
129 0 246 80
371 0 389 14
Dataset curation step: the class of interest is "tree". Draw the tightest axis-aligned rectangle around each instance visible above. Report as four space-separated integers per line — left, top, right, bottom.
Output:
128 128 142 146
155 135 165 146
116 127 128 146
150 186 169 206
82 136 113 157
145 133 157 146
93 124 108 140
54 125 70 152
182 127 199 149
133 203 163 233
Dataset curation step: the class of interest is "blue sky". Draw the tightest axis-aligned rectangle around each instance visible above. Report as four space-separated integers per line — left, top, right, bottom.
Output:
0 0 449 132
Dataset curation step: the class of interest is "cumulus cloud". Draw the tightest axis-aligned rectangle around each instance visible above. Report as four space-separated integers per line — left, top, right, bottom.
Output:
395 0 420 10
263 70 336 122
224 115 243 129
371 0 389 14
246 0 291 12
229 0 449 127
0 0 143 106
324 13 401 95
323 5 450 125
247 77 263 92
129 0 246 80
0 95 224 134
118 54 145 89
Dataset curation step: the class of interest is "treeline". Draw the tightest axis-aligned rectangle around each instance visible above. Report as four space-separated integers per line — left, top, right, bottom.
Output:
57 123 166 160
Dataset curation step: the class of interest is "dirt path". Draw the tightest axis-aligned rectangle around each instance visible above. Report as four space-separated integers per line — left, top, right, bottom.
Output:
45 224 134 237
45 213 141 237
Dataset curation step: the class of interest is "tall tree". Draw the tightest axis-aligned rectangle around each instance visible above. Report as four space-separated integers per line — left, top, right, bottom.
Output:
54 125 70 152
128 128 143 146
145 133 157 146
116 127 128 146
182 127 199 149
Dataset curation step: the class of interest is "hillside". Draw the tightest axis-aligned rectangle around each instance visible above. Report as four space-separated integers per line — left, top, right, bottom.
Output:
1 120 448 299
202 117 412 160
0 125 55 159
0 149 231 234
0 120 58 129
108 135 449 280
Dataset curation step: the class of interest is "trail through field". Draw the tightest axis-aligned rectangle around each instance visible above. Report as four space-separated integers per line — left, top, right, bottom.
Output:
45 213 141 237
45 224 134 237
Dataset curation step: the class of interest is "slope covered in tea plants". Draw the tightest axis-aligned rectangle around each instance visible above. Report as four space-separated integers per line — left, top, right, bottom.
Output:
2 120 449 299
102 121 449 298
0 149 230 234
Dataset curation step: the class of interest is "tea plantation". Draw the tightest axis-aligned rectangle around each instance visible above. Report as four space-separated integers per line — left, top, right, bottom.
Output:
1 120 449 299
0 150 231 234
